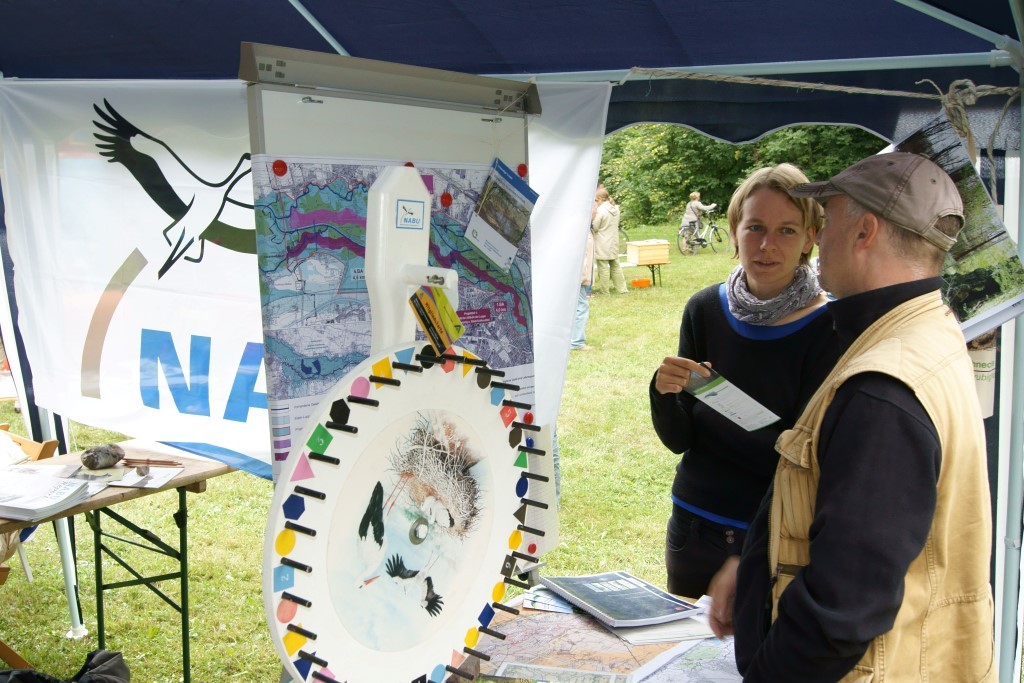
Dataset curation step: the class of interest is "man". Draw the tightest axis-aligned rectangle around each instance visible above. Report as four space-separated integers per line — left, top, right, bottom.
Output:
709 152 995 681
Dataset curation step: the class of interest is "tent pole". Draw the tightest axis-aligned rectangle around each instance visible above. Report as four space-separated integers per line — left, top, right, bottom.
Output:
1000 0 1024 663
284 0 350 56
1000 6 1024 680
494 51 1012 83
894 0 1019 52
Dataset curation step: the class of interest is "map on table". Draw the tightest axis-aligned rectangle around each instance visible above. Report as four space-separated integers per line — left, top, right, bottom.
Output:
631 636 741 682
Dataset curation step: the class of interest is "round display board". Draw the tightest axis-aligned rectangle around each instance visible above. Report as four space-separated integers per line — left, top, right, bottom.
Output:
263 344 530 683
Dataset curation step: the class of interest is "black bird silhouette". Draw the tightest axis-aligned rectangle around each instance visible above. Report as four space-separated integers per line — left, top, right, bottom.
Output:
92 99 255 278
385 554 444 616
358 481 385 547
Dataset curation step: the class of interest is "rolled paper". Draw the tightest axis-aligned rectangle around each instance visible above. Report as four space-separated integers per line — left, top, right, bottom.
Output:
285 521 316 537
293 486 325 500
391 361 423 373
298 650 328 667
368 374 401 386
287 623 318 640
281 591 311 608
308 452 340 465
491 381 520 391
346 395 379 407
324 421 358 434
517 523 545 537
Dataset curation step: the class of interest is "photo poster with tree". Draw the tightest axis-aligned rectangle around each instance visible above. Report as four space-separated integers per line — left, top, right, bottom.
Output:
894 112 1024 342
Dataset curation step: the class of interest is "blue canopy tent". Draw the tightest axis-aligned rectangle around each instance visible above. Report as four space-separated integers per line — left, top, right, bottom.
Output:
2 0 1024 678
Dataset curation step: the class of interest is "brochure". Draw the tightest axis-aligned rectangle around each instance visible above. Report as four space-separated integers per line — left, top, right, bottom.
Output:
684 364 780 431
0 472 90 521
466 158 538 272
538 571 703 629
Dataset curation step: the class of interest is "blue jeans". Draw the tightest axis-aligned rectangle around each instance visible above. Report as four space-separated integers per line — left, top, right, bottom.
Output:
570 284 590 348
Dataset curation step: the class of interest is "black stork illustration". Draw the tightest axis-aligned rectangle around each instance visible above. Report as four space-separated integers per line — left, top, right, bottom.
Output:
92 99 253 278
385 554 444 617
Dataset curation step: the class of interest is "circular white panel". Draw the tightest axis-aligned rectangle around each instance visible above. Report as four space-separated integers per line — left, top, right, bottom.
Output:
263 344 527 683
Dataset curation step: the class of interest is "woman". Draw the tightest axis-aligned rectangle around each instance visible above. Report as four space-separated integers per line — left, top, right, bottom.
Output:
592 186 626 295
650 164 839 598
679 191 716 235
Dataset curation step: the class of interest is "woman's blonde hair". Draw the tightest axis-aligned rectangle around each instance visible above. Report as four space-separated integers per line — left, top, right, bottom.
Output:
689 191 701 201
726 163 823 265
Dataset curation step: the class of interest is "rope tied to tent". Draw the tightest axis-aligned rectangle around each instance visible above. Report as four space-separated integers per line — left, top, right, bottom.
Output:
920 79 980 163
627 68 1013 100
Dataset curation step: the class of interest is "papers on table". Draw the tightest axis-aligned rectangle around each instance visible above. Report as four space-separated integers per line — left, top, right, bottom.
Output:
108 466 183 489
0 471 90 521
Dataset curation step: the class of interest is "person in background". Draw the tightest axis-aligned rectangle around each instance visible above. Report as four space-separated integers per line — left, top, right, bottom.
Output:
650 164 838 598
592 186 627 295
679 191 716 238
570 225 595 350
709 153 994 682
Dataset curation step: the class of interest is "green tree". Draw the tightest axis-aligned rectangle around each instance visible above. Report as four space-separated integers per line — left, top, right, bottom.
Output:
600 123 885 228
745 125 886 181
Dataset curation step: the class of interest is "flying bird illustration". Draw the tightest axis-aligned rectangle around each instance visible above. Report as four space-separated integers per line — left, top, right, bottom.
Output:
92 99 254 278
355 480 387 588
385 554 444 617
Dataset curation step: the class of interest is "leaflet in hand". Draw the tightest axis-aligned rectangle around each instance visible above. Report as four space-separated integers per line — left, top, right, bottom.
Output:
685 365 779 431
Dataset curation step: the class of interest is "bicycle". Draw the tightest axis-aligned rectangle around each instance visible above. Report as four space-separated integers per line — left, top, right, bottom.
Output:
677 209 729 255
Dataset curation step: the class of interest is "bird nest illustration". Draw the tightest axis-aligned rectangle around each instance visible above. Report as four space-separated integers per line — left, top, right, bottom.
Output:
264 344 542 683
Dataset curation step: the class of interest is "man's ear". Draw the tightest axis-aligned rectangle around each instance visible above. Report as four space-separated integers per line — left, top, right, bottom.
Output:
853 212 881 251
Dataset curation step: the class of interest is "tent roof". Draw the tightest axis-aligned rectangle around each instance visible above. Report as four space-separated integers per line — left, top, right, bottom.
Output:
1 1 1021 144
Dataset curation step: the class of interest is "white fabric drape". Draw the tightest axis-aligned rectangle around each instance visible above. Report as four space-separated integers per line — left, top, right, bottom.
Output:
527 82 612 427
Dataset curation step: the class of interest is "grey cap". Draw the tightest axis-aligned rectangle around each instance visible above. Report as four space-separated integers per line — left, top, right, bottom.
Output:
789 152 964 251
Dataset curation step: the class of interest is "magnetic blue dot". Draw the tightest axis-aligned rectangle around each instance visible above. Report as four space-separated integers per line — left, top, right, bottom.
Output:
525 436 535 448
516 477 528 497
282 494 306 520
430 664 446 682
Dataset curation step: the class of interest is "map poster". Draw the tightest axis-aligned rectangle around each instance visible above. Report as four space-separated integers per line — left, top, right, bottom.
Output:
251 155 535 474
894 112 1024 341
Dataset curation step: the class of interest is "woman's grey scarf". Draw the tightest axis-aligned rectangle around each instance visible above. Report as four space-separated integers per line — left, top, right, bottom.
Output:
726 264 821 325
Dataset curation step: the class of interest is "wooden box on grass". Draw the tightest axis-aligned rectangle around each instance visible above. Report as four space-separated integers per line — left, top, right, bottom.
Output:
626 239 670 265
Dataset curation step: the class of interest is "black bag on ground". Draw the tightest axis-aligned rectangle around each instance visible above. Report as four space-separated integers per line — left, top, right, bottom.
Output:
0 650 129 683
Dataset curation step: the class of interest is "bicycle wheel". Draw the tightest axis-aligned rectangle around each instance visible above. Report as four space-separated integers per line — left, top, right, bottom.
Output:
618 228 629 257
712 225 730 250
677 230 695 255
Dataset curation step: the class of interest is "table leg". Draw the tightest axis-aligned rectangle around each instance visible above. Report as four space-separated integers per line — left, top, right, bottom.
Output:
175 488 191 683
92 511 106 650
54 517 88 638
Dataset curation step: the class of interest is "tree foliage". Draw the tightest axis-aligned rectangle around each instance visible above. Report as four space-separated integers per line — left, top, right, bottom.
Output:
600 123 885 228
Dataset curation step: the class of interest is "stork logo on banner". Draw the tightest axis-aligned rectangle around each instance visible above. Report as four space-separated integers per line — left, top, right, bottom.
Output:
81 99 263 427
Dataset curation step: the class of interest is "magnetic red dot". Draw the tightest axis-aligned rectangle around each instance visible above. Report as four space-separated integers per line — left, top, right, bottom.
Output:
404 161 415 167
272 160 288 176
440 192 453 207
528 543 537 554
517 163 528 178
523 412 534 424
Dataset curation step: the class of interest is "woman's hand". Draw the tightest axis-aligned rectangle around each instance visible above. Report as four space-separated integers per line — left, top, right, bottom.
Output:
654 357 711 395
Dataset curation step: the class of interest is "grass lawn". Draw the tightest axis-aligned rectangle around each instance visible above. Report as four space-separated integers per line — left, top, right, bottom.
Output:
0 223 736 681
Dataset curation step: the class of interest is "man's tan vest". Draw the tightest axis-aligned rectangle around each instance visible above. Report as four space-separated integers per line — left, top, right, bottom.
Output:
770 291 994 682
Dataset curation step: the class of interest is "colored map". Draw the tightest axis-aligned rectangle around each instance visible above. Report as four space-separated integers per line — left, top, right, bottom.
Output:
632 637 741 682
251 156 534 465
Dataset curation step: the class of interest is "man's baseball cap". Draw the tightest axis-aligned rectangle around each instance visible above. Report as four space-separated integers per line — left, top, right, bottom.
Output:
789 152 964 251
